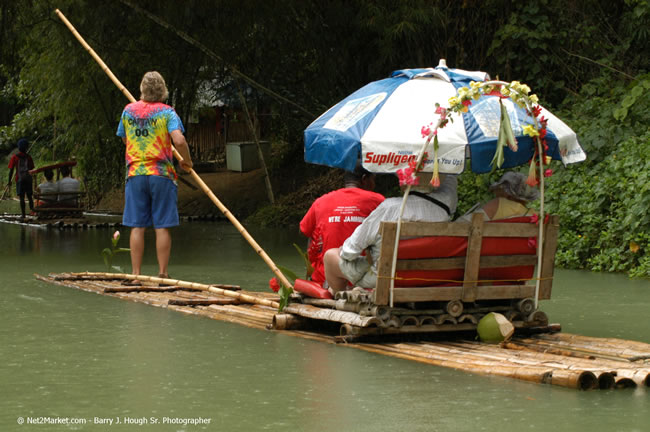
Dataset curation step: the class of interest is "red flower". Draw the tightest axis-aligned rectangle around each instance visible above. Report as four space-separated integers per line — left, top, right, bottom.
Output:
544 168 553 178
527 237 537 249
269 277 280 293
462 99 472 107
531 105 542 117
530 213 539 225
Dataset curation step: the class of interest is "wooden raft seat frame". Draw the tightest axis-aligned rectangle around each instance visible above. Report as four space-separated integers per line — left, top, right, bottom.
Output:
374 213 560 306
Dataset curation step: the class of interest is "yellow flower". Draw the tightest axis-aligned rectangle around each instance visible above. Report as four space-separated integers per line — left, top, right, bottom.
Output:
500 86 511 97
448 96 460 107
470 81 482 90
523 125 539 137
629 241 640 253
529 94 539 104
457 87 470 97
520 84 531 94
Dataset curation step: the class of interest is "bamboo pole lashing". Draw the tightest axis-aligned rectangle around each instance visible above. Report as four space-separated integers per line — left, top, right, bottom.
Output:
54 9 293 291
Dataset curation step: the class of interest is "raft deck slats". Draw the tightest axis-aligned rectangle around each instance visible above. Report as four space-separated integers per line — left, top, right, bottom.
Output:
34 272 650 391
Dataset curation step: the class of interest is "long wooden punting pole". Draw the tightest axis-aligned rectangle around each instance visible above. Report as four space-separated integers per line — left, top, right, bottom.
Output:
0 184 10 201
54 9 293 291
61 272 280 309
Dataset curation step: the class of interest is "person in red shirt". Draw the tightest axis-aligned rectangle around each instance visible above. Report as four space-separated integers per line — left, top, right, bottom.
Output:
7 138 35 218
300 162 384 286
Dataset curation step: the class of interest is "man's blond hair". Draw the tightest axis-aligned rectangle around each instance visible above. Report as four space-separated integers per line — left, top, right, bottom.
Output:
139 71 169 102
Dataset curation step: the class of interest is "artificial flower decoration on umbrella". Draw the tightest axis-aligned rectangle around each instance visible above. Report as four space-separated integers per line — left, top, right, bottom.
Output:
304 60 586 177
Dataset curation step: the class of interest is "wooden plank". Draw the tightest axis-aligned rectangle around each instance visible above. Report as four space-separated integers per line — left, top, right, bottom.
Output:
395 221 471 237
475 285 536 300
104 286 204 293
375 222 397 306
168 298 239 306
462 213 484 302
391 220 538 238
393 286 463 302
391 284 535 303
482 223 538 237
396 255 537 271
538 215 560 300
397 257 466 270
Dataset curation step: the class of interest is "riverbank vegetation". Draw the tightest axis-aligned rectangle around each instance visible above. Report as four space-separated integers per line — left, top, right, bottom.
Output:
1 0 647 277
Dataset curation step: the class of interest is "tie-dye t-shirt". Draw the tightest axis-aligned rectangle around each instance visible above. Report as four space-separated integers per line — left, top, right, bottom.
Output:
116 101 184 180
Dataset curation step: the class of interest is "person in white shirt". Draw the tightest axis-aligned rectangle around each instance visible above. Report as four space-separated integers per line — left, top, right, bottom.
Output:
324 172 458 293
56 165 80 206
37 169 58 206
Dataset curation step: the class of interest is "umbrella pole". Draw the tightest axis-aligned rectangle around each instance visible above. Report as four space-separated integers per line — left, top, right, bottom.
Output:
54 9 293 290
389 119 443 307
534 136 545 310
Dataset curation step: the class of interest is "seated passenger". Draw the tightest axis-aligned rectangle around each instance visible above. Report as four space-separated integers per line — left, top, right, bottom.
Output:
56 165 81 206
37 169 58 206
300 162 384 285
323 172 458 294
458 171 538 222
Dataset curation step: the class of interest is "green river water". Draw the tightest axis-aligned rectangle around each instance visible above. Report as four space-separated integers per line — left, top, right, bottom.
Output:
1 219 648 431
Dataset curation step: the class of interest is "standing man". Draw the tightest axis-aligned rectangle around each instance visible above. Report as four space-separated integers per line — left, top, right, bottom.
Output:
300 162 384 286
7 138 35 219
116 71 193 283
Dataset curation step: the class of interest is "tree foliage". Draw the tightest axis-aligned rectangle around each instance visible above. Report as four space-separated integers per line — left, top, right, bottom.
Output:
0 0 648 277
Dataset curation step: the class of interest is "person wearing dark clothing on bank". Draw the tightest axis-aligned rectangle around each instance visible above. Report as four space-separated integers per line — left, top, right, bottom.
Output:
7 138 35 218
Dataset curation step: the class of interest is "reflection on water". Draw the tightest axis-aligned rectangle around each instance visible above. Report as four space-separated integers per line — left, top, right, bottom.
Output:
0 221 648 431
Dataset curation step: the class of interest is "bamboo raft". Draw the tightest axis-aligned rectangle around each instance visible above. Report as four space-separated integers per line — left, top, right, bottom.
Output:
0 213 121 230
36 272 650 391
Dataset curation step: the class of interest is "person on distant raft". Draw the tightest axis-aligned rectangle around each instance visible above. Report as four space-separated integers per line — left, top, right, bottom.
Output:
37 168 58 207
56 165 81 207
116 71 193 284
300 161 384 286
457 171 539 222
7 138 35 219
324 172 458 294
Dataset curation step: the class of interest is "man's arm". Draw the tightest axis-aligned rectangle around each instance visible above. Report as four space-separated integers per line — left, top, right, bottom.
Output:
339 205 384 260
170 129 193 172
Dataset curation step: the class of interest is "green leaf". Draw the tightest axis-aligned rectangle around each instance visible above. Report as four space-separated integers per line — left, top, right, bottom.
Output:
278 283 293 312
292 243 314 277
101 248 112 270
277 265 298 285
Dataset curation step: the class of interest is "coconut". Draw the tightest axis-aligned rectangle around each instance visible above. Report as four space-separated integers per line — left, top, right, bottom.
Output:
477 312 514 343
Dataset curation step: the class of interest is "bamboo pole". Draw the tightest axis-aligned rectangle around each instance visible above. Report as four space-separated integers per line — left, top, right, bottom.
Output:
283 303 382 328
0 184 10 201
64 271 280 309
54 9 293 290
362 342 598 390
535 332 650 353
431 340 650 388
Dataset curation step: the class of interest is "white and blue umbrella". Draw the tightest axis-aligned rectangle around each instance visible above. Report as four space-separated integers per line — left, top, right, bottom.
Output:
304 64 586 174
